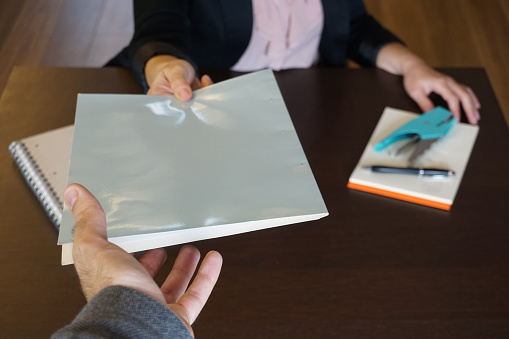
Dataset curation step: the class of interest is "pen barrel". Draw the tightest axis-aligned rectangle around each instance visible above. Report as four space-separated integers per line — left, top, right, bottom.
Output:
370 166 418 175
368 166 454 176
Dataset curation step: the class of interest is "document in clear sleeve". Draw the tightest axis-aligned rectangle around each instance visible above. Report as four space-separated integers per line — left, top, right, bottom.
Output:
58 69 328 264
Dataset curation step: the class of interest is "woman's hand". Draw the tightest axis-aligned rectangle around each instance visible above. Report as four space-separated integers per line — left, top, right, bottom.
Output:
377 43 480 124
145 55 214 100
402 60 480 124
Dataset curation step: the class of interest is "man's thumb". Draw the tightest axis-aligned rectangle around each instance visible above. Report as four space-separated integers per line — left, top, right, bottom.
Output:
64 183 107 240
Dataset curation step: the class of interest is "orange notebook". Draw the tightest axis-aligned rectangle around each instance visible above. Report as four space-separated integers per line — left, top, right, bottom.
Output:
347 107 479 210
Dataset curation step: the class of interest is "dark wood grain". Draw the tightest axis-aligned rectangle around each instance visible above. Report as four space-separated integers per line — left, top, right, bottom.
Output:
0 66 508 338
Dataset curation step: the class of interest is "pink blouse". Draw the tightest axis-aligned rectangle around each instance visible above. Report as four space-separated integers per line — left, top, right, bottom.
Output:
232 0 324 72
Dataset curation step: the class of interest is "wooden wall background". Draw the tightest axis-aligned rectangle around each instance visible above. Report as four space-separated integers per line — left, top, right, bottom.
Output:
0 0 508 126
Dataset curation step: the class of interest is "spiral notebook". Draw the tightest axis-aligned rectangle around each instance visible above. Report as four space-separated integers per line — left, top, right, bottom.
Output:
55 69 328 265
8 125 73 228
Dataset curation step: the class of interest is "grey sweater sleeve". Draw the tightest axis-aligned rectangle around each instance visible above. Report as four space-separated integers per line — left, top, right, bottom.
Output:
52 286 193 339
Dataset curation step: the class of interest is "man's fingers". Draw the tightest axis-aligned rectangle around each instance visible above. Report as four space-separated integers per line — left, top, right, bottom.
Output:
161 245 201 303
64 183 107 242
138 248 168 278
175 250 223 324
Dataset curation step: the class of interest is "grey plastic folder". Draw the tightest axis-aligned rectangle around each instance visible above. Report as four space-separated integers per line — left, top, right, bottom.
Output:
58 69 328 264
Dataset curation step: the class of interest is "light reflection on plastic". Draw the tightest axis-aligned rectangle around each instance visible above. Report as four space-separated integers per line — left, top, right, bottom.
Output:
192 102 232 128
144 98 233 128
102 188 126 221
144 100 186 125
202 216 227 227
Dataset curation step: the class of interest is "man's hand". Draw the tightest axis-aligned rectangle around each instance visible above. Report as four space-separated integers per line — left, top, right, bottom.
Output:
64 183 222 335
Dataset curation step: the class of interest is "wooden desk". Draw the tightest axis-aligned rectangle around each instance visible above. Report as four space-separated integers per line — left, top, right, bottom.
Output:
1 66 508 338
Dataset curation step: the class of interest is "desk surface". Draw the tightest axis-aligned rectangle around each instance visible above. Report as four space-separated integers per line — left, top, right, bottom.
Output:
1 66 508 338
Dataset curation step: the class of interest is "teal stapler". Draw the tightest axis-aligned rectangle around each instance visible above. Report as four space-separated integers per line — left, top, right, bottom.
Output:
374 106 457 165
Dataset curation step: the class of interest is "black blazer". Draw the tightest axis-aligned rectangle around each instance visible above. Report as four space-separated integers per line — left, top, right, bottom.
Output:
110 0 402 91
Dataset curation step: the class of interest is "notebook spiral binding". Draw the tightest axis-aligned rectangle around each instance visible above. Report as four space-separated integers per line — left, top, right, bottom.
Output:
8 141 62 229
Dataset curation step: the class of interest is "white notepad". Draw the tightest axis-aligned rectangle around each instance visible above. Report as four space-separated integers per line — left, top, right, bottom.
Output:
347 107 479 210
58 69 328 264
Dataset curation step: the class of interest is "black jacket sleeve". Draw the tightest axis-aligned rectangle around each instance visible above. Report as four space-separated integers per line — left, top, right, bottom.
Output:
346 0 403 66
116 0 197 92
320 0 403 67
52 286 192 339
109 0 253 92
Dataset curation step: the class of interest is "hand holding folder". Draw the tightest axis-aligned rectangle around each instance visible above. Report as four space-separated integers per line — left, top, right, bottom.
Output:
64 183 222 335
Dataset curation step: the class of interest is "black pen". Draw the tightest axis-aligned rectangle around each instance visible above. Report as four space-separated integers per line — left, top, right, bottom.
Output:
363 166 455 177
